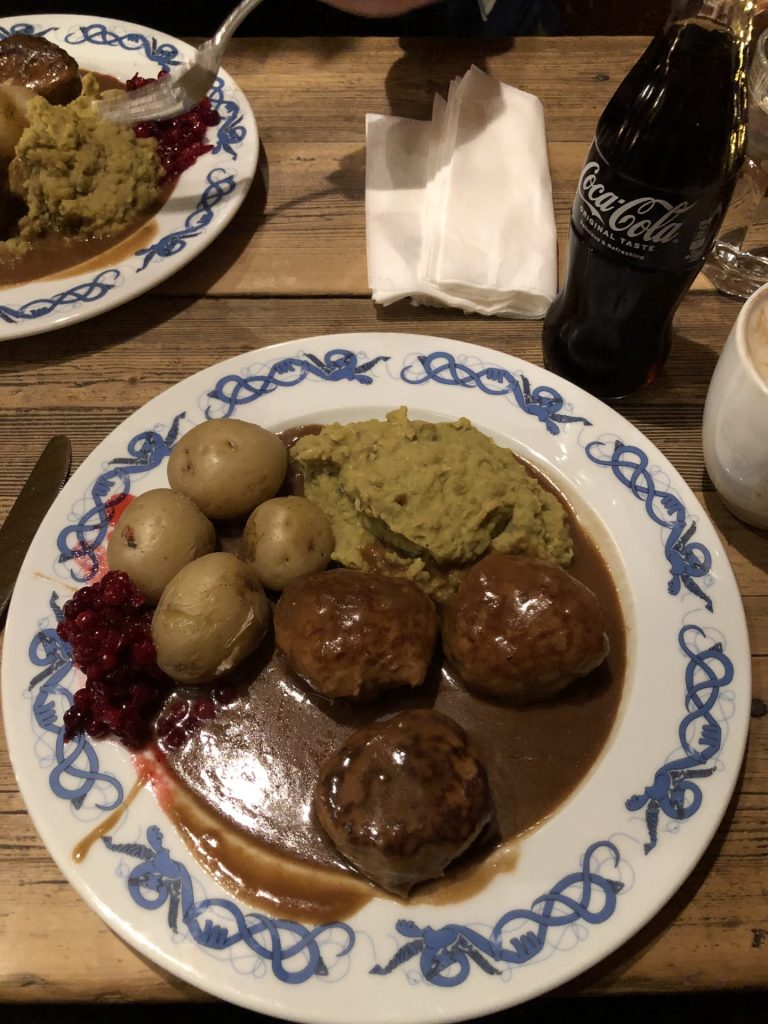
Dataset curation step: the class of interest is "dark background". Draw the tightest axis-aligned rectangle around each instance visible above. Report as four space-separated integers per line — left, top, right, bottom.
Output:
2 991 766 1023
0 0 674 37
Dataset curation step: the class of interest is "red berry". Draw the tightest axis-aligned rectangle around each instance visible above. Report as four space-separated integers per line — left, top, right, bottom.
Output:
101 582 127 606
167 700 190 723
75 609 98 630
60 570 170 749
212 683 237 706
85 719 109 739
131 639 156 667
73 688 92 710
74 640 96 663
164 725 189 750
191 697 216 721
128 71 218 178
63 705 86 740
156 701 190 738
98 704 124 732
100 651 118 672
118 710 146 749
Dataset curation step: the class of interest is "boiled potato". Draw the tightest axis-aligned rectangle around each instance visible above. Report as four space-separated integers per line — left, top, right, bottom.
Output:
152 552 270 685
243 496 334 591
106 488 215 605
168 419 287 520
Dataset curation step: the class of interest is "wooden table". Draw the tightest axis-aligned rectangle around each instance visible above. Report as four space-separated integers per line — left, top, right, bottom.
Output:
1 36 766 1009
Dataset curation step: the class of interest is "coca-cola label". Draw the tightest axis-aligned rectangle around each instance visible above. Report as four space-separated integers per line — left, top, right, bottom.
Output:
573 143 726 269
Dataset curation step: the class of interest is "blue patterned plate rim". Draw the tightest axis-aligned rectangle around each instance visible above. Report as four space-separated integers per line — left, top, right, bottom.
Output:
0 14 258 341
1 333 751 1022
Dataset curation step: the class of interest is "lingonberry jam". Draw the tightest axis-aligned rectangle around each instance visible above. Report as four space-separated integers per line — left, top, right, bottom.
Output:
128 71 222 180
57 571 169 749
58 571 244 751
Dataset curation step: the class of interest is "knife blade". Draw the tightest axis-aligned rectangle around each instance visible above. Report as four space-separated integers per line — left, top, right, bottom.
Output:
0 435 72 622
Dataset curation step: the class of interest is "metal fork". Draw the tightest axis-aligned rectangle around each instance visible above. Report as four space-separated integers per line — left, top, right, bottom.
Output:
97 0 267 124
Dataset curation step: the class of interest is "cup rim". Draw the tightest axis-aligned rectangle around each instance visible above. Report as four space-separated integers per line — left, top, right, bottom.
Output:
735 279 768 395
755 25 768 72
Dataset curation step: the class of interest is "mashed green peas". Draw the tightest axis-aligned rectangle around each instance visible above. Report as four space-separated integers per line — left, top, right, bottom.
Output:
2 73 160 256
291 407 573 602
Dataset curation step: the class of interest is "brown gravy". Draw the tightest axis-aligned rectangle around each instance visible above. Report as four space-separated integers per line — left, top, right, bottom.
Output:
0 71 170 288
156 433 627 924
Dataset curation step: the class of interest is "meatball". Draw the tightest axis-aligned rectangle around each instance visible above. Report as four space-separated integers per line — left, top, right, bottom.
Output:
274 568 438 700
443 553 609 703
0 34 82 105
314 709 492 895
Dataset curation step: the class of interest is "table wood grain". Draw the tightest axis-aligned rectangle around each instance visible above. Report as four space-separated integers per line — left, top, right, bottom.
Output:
0 36 766 1006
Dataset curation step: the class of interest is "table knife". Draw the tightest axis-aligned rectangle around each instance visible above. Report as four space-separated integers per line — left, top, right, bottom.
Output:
0 435 72 622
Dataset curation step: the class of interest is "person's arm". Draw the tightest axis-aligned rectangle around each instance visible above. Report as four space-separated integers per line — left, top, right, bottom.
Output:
319 0 440 16
320 0 501 22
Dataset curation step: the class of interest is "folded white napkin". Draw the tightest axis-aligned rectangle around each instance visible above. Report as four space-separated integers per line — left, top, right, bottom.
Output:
365 66 557 318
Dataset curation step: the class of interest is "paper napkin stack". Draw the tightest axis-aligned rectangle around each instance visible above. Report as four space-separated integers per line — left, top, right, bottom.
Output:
365 66 557 318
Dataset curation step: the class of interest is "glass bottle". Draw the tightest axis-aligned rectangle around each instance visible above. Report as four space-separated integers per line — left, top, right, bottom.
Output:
542 0 754 399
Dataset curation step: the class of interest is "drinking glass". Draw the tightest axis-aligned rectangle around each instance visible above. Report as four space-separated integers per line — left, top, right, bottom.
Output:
704 26 768 298
703 279 768 527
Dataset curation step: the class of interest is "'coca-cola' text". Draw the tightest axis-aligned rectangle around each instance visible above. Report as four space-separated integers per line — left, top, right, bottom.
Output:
577 162 694 245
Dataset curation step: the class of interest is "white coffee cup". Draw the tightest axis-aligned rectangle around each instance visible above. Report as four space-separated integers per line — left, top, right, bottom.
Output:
703 280 768 528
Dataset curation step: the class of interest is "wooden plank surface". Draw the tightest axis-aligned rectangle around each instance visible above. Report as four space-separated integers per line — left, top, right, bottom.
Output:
150 36 725 298
0 34 766 1007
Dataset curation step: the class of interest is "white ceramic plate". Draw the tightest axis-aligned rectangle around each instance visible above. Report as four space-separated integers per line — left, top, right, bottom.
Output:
2 334 750 1021
0 14 258 340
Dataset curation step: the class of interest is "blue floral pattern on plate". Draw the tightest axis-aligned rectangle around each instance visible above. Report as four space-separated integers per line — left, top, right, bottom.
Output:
104 825 355 983
63 23 181 70
586 440 713 611
401 351 592 436
28 594 123 811
370 842 623 986
56 416 183 583
626 626 733 853
207 350 391 418
0 270 122 325
136 169 237 271
0 22 54 39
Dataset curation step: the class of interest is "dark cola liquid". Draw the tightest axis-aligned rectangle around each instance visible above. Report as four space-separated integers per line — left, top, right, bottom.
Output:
543 17 747 399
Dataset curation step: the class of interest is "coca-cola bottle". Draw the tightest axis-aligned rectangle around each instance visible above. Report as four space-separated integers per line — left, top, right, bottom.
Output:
542 0 753 399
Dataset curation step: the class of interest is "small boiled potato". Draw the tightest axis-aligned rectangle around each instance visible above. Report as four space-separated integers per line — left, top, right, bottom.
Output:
106 488 215 605
243 496 334 591
168 419 287 520
152 552 270 685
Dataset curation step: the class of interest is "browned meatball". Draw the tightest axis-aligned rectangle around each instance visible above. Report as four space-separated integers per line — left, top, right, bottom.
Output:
314 709 492 894
443 553 609 703
274 568 438 699
0 34 81 105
